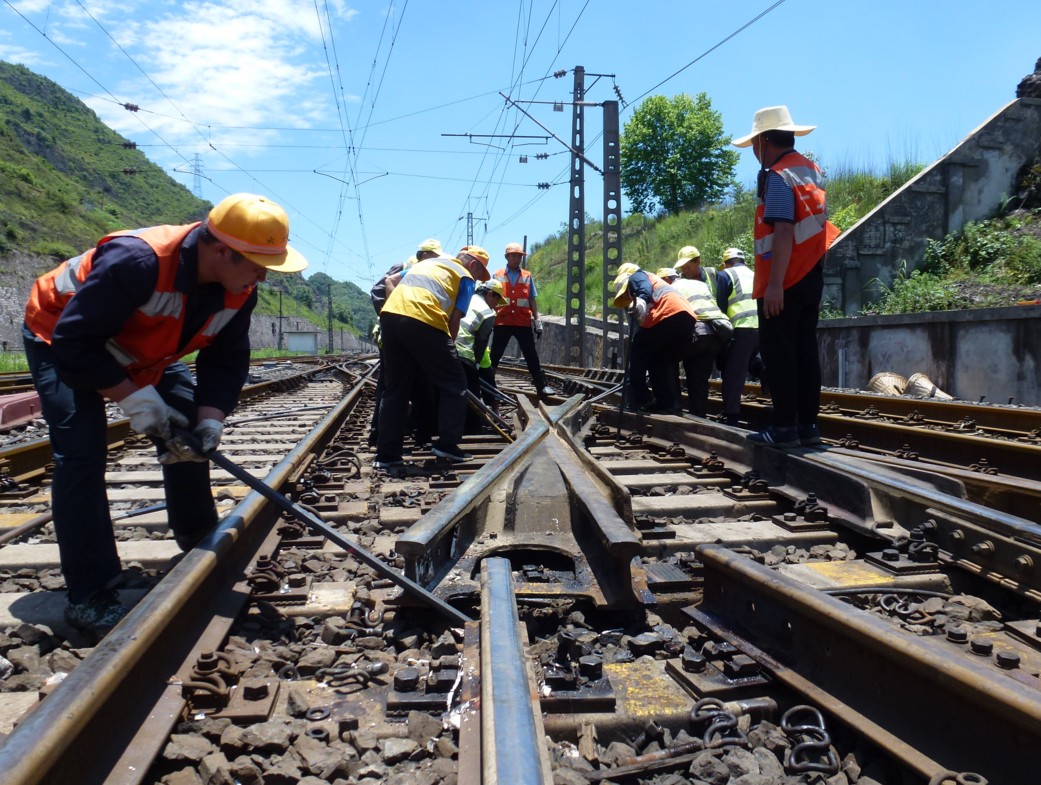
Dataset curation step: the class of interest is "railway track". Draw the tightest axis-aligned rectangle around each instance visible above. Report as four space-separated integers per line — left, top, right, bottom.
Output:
0 358 1037 784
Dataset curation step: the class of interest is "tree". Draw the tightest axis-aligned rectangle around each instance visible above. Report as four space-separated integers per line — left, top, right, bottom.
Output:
620 93 739 215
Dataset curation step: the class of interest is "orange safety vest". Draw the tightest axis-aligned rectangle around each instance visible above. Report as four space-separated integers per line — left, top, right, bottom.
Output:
25 224 254 387
642 272 696 328
752 151 841 298
493 267 534 327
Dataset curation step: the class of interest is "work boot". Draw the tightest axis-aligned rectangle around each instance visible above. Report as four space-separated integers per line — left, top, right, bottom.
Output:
64 588 129 637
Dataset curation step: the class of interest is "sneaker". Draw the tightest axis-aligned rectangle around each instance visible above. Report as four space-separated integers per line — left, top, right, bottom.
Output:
64 588 129 636
539 386 560 397
173 529 210 552
798 424 822 446
746 426 800 448
431 445 473 463
373 458 405 471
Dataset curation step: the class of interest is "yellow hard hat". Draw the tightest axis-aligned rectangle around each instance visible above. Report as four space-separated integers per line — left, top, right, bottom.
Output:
615 262 640 278
418 238 442 253
402 255 418 270
721 247 746 264
611 273 634 308
477 280 506 300
676 245 701 264
655 267 677 279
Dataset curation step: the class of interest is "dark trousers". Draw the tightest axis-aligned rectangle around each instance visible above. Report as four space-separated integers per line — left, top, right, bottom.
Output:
757 263 823 428
678 327 724 417
23 330 217 603
462 362 484 432
377 313 467 462
629 312 696 410
490 324 546 390
719 327 760 418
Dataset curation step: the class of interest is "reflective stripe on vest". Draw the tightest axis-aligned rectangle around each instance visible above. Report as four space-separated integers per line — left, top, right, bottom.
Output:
24 223 254 387
382 256 471 335
672 278 726 322
642 273 696 328
456 299 495 364
493 267 534 327
753 151 831 298
722 265 758 328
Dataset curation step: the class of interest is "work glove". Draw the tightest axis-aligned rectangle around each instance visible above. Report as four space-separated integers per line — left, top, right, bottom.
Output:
118 386 188 440
632 298 650 326
160 419 224 465
533 319 543 339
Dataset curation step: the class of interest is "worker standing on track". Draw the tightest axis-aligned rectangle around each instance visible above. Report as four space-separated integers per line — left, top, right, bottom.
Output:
714 247 760 426
375 246 491 468
491 242 558 398
367 239 443 448
22 193 308 637
612 262 697 414
456 280 506 432
732 105 840 447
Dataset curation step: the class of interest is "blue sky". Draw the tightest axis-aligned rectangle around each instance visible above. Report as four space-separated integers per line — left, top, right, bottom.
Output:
2 0 1040 291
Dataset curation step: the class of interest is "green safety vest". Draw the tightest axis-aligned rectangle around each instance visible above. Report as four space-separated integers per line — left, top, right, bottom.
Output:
456 298 495 365
722 265 758 328
672 278 727 322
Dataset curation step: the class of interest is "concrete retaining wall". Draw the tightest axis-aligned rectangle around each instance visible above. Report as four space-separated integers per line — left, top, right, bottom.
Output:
818 305 1041 406
826 97 1041 314
537 305 1041 407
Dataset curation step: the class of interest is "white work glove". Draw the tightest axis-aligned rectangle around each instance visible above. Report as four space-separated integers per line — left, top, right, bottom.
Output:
118 386 188 440
160 419 224 465
533 319 543 339
632 297 650 326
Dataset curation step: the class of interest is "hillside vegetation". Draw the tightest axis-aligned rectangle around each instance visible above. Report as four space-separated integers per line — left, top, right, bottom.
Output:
527 161 1041 318
0 61 370 336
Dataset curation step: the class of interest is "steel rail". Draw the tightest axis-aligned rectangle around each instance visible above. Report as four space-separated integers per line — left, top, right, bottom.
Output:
0 374 366 785
690 544 1041 784
478 557 554 785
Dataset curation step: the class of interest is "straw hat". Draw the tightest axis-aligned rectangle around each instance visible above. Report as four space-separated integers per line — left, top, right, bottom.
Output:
732 105 815 148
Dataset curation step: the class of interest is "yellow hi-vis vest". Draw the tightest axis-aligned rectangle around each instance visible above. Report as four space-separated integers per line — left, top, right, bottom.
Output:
721 265 758 328
382 255 473 335
456 298 495 365
672 278 727 322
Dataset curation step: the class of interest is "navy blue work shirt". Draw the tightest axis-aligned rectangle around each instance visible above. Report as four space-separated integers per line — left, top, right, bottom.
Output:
47 226 256 414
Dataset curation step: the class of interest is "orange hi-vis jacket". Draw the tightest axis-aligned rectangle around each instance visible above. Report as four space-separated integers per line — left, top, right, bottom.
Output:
25 224 254 387
642 272 696 328
493 267 534 327
752 151 840 298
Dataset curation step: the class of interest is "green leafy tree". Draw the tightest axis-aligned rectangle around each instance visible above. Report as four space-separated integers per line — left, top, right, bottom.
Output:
620 93 739 215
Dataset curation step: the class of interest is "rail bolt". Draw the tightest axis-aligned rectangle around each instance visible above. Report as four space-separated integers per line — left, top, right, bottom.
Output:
946 627 969 644
394 667 420 692
1014 555 1034 572
681 647 707 673
971 540 994 556
578 655 603 681
970 638 994 656
995 651 1021 670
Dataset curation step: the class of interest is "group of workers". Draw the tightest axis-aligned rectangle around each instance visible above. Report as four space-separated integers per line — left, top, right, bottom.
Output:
20 102 831 639
369 239 555 469
611 244 755 420
613 104 835 448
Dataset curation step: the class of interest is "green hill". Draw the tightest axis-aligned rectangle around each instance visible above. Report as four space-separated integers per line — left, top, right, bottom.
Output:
0 60 368 338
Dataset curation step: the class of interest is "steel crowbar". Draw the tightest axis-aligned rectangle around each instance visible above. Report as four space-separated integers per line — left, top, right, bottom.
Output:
173 429 472 626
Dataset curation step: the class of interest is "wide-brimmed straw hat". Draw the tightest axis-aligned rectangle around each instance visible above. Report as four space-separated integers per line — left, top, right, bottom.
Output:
611 262 641 308
732 105 815 148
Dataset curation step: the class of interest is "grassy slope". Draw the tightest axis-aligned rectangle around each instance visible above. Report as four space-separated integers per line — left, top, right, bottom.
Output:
527 161 1041 317
0 61 367 332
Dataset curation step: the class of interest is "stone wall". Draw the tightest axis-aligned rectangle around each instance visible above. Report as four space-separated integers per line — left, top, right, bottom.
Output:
827 97 1041 314
818 305 1041 406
